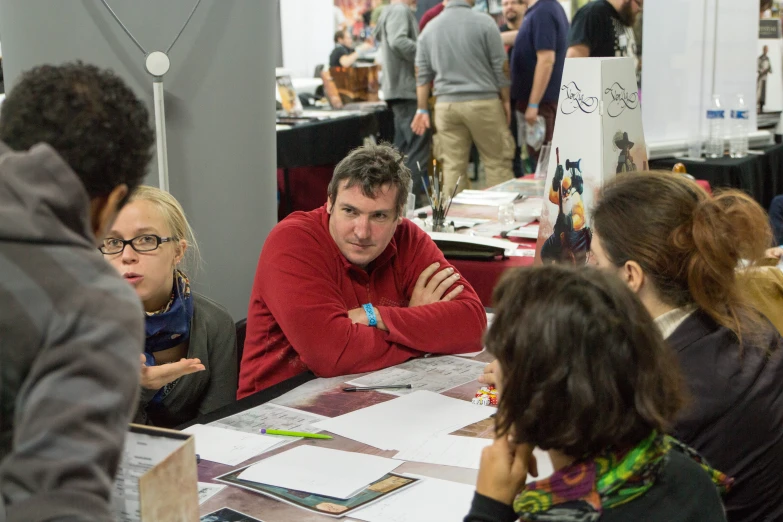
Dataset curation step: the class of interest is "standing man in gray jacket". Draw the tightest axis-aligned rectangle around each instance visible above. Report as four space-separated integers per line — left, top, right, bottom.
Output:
375 0 430 207
412 0 516 195
0 62 154 521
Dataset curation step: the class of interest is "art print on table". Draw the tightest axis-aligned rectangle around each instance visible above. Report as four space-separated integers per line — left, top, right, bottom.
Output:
215 468 419 518
200 507 265 522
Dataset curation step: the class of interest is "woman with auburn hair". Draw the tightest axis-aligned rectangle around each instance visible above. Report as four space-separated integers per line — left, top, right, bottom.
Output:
466 265 729 522
588 172 783 522
101 186 237 427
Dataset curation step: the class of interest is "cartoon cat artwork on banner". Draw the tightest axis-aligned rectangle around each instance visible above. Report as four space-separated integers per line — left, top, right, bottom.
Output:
535 57 647 265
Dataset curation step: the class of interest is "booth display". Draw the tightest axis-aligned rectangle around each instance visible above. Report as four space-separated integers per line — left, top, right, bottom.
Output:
535 57 647 264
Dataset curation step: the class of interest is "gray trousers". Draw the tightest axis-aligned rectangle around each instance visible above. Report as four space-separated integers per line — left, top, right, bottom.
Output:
389 99 431 207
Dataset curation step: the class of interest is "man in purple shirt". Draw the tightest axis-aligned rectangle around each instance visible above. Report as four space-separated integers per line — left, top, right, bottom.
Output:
510 0 568 162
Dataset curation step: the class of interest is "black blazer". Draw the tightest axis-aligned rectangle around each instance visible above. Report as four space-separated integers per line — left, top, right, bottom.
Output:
669 310 783 522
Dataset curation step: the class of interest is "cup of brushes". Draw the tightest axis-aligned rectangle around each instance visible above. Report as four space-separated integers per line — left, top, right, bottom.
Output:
419 159 460 233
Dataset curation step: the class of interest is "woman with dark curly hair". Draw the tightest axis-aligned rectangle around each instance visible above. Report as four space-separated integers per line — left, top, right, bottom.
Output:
466 265 730 522
590 173 783 522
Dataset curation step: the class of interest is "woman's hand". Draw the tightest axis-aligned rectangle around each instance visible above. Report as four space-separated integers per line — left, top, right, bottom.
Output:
478 360 500 388
139 354 205 390
765 246 783 259
476 436 537 505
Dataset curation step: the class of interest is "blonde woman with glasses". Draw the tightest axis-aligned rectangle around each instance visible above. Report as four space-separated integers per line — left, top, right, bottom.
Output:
101 186 237 427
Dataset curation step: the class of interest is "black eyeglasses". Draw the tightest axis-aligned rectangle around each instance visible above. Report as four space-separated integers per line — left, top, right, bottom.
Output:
99 234 177 255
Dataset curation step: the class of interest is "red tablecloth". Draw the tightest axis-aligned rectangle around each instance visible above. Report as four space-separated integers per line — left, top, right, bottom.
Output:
452 255 534 307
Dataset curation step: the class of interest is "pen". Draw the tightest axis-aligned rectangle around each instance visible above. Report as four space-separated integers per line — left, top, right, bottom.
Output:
342 385 413 392
260 429 332 439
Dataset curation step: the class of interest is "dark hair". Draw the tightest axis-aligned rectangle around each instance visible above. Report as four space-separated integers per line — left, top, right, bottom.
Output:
334 30 345 43
0 61 154 199
592 171 772 343
487 265 685 459
327 143 412 217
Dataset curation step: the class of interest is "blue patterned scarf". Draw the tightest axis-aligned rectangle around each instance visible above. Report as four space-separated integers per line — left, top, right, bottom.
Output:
145 269 193 356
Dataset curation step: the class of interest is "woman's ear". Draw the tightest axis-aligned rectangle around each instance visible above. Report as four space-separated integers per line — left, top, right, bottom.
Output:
174 239 188 266
622 260 645 294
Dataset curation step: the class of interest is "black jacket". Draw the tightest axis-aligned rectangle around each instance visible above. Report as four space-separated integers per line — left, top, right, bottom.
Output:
464 450 726 522
669 310 783 522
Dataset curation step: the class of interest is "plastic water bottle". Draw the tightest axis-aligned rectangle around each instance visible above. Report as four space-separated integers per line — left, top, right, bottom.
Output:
705 94 725 158
730 94 749 158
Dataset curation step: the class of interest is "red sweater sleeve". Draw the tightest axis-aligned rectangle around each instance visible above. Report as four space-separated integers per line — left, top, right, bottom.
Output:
376 223 487 354
256 222 418 378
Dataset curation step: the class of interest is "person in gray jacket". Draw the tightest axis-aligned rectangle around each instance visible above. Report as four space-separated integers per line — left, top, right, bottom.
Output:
375 0 430 207
413 0 516 195
101 186 237 428
0 62 154 520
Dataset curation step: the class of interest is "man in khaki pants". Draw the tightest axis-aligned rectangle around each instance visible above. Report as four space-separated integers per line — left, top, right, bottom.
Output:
412 0 515 194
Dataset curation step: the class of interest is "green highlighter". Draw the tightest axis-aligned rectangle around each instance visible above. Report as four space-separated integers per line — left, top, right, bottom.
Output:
260 429 332 440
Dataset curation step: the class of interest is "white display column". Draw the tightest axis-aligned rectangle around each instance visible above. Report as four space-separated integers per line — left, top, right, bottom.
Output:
0 0 277 319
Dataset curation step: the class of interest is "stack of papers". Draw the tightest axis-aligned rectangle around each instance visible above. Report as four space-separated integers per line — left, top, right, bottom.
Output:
344 356 487 395
182 424 281 466
237 446 401 499
351 475 475 522
451 190 519 206
312 391 495 451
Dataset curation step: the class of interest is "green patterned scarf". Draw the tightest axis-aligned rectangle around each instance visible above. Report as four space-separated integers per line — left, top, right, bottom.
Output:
513 432 732 521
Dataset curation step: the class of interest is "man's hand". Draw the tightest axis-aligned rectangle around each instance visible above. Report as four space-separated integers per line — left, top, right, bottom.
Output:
411 111 431 136
409 262 464 307
348 306 388 331
139 354 205 390
503 99 512 127
476 437 537 505
525 105 539 125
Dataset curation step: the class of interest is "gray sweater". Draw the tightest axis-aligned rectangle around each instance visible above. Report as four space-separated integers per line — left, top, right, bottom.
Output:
0 142 144 521
136 293 237 428
416 0 510 102
375 2 419 101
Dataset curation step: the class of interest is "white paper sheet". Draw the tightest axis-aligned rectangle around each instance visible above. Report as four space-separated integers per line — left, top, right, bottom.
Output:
350 475 475 522
528 448 555 484
393 435 492 469
182 424 281 466
343 356 487 396
237 446 402 500
197 482 226 505
313 391 495 451
452 190 520 206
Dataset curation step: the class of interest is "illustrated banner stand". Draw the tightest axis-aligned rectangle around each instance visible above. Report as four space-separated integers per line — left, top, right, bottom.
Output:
535 57 647 265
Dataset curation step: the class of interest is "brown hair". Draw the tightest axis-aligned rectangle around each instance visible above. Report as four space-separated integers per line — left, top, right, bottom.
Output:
334 30 345 43
487 265 684 458
327 143 412 217
593 172 772 343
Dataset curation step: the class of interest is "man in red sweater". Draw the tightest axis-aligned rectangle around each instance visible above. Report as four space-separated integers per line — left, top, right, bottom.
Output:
239 144 487 398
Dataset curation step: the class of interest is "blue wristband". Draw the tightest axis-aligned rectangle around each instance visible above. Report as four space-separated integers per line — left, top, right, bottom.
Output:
362 303 378 327
416 108 429 114
528 103 539 109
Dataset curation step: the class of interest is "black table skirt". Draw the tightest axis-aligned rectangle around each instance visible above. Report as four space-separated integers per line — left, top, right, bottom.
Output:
277 109 394 169
649 143 783 210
